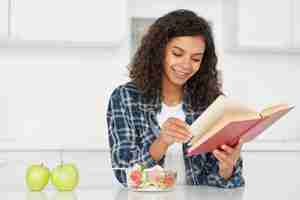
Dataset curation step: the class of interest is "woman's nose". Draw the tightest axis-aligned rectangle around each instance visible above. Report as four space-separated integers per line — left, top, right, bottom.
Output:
181 56 193 70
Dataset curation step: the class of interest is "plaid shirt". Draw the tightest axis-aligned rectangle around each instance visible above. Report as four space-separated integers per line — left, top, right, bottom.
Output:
107 82 245 188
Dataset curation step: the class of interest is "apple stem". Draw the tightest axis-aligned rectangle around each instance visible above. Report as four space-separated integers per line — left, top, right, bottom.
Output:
60 150 64 166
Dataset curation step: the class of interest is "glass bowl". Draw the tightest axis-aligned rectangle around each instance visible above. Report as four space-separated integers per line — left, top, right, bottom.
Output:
127 164 177 191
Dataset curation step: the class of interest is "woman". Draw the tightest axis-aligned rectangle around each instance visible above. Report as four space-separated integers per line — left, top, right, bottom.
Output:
107 9 244 188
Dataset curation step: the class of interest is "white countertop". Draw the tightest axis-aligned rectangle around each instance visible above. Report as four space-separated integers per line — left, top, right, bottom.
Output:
1 152 300 200
1 183 299 200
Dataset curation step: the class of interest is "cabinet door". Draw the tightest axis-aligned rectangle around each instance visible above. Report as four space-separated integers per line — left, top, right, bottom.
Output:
10 0 127 45
0 0 9 39
292 0 300 48
237 0 290 48
0 97 8 137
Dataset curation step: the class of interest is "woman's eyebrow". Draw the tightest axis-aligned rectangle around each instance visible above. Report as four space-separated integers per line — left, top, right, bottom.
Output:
173 46 183 51
173 46 204 55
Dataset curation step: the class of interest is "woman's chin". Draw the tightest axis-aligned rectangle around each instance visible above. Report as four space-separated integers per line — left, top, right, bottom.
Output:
170 78 187 87
164 74 188 87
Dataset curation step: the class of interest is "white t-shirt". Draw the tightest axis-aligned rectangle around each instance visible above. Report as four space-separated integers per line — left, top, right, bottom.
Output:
156 102 186 184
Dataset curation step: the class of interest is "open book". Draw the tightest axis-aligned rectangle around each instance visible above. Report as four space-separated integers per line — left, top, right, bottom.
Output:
187 95 294 156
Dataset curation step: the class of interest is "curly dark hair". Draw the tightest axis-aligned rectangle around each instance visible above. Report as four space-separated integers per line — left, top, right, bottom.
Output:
129 9 222 111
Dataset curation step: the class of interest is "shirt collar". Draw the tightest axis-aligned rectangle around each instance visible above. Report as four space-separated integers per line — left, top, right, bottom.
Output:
143 86 193 115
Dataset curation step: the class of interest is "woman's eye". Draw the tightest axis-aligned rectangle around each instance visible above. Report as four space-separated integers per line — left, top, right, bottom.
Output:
192 59 201 62
172 52 182 57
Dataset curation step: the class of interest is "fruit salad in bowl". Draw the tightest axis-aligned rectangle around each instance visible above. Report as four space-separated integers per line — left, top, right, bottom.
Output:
127 164 177 191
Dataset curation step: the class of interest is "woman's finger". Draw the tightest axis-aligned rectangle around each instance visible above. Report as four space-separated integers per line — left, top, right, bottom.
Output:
168 122 191 138
165 130 186 141
220 145 234 155
168 118 191 134
213 150 234 167
236 140 243 151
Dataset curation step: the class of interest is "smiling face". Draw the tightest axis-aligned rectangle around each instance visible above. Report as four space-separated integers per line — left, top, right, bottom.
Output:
163 36 206 90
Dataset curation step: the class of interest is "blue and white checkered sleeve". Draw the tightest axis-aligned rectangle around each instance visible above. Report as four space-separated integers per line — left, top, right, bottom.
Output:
204 153 245 188
107 88 158 186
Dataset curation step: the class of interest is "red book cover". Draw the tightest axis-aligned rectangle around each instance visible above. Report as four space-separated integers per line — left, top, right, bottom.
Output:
187 106 294 156
241 107 294 143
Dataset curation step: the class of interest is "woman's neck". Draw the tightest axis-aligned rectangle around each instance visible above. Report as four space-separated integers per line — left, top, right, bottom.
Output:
162 79 183 106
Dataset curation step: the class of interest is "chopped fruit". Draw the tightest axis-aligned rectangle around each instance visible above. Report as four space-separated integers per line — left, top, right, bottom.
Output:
129 170 142 187
163 175 175 187
127 164 176 190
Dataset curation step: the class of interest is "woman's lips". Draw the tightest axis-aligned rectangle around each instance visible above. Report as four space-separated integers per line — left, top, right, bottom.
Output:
172 66 191 79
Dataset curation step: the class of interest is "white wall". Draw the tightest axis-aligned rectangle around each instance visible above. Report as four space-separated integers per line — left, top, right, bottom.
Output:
0 43 130 149
0 0 299 150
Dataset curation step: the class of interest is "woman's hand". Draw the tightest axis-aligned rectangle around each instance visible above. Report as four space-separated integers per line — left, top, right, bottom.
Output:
158 117 192 146
213 140 243 180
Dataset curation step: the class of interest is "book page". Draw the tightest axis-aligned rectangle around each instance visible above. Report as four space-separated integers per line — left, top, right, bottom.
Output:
190 116 229 147
190 112 259 147
190 95 258 144
190 95 227 142
260 104 290 117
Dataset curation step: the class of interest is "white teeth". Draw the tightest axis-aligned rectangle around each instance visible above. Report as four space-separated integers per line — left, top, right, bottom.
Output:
171 66 190 78
177 72 186 76
175 70 188 78
175 69 187 75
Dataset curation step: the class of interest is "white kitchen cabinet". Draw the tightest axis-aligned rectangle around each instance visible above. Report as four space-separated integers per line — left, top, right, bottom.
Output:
292 0 300 48
0 0 9 40
0 97 8 138
9 0 127 46
237 0 290 48
222 0 299 53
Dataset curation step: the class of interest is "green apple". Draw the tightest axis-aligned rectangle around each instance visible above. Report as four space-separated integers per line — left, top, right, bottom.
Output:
26 163 50 191
51 163 79 191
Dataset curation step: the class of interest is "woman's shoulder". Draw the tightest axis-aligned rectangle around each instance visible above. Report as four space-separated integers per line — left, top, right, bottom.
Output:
110 82 143 102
